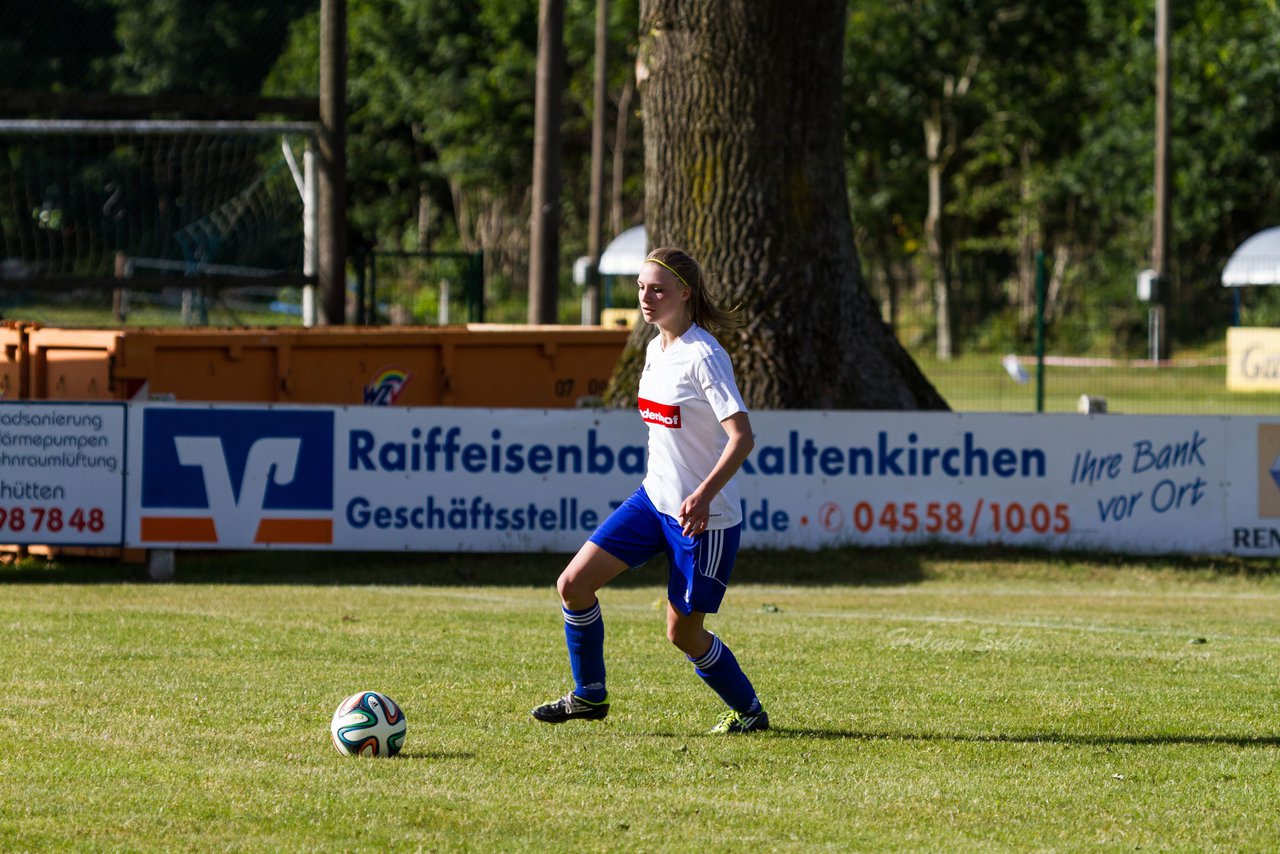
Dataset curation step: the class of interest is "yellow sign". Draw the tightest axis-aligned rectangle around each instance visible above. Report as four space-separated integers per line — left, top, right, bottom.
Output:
1227 327 1280 392
600 308 641 329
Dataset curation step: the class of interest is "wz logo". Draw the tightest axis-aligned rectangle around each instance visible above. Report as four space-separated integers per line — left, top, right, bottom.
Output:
139 409 334 546
363 367 412 406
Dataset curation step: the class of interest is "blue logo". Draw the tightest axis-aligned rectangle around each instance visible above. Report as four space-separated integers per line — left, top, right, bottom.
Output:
140 408 334 545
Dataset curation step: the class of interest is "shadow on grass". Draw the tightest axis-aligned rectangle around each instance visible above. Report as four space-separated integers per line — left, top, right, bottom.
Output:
0 546 930 587
763 727 1280 748
2 543 1277 586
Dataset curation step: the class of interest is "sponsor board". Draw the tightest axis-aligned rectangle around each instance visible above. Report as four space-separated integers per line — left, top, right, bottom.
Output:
13 400 1259 558
128 406 335 548
333 407 643 550
740 412 1219 554
1227 327 1280 392
321 409 1233 554
1223 418 1280 553
0 402 126 546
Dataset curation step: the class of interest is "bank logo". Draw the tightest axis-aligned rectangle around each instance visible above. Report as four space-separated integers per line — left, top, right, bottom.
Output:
139 409 334 545
1257 425 1280 517
363 367 412 406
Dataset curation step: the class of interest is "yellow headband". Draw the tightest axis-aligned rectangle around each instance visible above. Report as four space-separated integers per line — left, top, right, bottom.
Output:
644 255 692 290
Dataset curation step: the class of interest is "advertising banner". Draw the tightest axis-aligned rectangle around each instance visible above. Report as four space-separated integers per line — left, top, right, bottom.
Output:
126 404 637 551
1223 419 1280 555
119 402 1278 557
0 402 126 546
1227 327 1280 392
742 412 1223 555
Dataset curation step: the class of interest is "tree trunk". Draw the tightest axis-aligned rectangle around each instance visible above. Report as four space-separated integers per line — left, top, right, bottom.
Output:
611 74 634 237
877 228 901 335
318 0 347 326
1016 139 1036 330
528 0 565 324
924 106 952 360
609 0 946 410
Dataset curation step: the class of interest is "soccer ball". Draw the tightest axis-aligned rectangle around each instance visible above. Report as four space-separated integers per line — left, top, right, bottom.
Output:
329 690 407 757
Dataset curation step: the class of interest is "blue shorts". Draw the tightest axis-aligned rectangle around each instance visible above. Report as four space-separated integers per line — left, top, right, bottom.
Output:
589 486 742 615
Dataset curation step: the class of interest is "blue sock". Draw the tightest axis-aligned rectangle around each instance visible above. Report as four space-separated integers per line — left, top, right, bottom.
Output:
688 634 761 715
563 601 607 703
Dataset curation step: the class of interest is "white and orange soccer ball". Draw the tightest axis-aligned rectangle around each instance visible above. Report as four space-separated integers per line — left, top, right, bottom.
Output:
329 691 406 757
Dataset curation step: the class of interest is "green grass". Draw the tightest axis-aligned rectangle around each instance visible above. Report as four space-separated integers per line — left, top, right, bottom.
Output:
2 299 302 329
914 352 1280 414
3 547 1280 851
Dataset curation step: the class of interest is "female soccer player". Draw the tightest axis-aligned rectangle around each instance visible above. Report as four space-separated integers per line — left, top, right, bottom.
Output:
532 247 767 734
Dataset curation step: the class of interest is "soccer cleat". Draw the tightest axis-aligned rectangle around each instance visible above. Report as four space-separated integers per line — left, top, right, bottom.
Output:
709 708 769 734
531 691 610 723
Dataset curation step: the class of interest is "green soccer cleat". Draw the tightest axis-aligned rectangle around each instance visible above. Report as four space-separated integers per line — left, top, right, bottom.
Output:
531 691 610 723
710 708 769 734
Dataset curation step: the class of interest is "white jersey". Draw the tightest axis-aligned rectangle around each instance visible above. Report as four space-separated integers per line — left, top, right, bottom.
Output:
638 323 747 529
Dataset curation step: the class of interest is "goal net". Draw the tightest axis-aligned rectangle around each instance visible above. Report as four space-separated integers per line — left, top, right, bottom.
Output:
0 120 316 318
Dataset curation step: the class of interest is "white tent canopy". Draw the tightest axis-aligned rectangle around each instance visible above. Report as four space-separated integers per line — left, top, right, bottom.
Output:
598 225 647 276
1222 226 1280 286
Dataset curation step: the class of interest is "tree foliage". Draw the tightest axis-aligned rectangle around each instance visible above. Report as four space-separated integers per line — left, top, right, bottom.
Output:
0 0 117 91
9 0 1280 356
265 0 644 299
846 0 1280 356
106 0 314 95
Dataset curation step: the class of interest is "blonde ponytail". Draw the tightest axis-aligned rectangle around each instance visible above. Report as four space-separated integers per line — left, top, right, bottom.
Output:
644 247 741 333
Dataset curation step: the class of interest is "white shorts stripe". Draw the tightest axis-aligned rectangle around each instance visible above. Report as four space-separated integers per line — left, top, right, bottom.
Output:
699 530 724 579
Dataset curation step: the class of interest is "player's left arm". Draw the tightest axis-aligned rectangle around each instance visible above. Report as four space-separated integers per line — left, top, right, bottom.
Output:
679 411 754 536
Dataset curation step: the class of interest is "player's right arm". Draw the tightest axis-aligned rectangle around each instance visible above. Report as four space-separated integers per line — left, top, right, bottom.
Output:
678 411 753 537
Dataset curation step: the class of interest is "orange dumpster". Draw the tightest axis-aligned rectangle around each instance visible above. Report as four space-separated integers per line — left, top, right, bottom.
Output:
0 321 27 400
24 324 630 407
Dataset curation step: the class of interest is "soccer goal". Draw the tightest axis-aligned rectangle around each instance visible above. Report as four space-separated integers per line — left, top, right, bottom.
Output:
0 119 320 325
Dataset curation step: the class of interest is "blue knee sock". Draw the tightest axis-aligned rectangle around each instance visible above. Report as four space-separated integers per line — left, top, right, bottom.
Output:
688 634 761 715
563 601 607 703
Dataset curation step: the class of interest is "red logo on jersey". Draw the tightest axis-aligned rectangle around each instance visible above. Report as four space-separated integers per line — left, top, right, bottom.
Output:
638 397 681 428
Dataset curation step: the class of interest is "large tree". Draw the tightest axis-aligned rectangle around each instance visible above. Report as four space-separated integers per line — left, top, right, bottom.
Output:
606 0 946 409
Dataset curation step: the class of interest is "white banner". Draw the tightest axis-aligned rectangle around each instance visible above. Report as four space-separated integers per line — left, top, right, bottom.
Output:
0 402 126 545
126 404 636 551
118 402 1280 557
744 411 1223 554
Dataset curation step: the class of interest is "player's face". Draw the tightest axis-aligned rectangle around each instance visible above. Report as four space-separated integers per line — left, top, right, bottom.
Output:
637 262 690 330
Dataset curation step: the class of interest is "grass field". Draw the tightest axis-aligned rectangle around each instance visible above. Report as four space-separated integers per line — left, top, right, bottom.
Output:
3 547 1279 851
0 295 303 330
914 352 1280 415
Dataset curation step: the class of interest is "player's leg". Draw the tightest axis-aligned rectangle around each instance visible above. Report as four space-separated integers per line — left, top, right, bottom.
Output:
532 543 625 723
557 540 628 611
667 603 767 732
556 542 626 703
664 522 768 733
532 488 662 724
